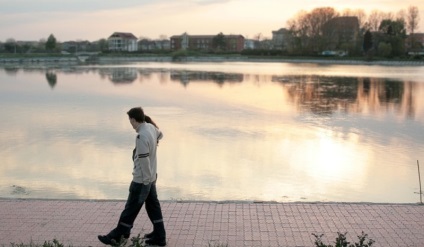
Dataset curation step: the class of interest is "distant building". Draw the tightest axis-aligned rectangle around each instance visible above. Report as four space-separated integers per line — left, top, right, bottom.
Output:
272 28 290 50
138 39 155 51
257 39 273 50
155 39 171 50
61 40 91 53
322 16 359 51
108 32 138 52
244 39 256 49
61 41 78 52
170 33 245 52
138 39 171 51
405 33 424 51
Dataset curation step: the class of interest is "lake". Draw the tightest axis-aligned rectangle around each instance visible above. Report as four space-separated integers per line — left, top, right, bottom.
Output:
1 61 423 203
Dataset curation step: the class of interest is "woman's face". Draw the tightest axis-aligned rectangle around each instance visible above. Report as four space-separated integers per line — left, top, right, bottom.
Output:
129 117 138 130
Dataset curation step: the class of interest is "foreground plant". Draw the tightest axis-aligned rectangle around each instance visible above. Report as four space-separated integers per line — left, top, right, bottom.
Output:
9 239 66 247
126 234 145 247
312 231 375 247
7 236 229 247
6 235 145 247
103 234 146 247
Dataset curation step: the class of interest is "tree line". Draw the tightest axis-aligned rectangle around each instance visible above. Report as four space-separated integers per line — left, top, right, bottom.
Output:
0 34 109 54
285 6 421 57
0 5 421 58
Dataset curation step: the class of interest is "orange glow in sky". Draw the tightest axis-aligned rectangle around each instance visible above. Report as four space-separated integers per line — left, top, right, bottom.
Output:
0 0 423 41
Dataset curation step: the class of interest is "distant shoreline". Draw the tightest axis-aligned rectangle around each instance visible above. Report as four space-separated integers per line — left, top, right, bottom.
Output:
0 55 423 66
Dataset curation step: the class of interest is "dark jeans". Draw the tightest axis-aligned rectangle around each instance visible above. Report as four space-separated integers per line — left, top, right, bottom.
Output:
110 180 166 239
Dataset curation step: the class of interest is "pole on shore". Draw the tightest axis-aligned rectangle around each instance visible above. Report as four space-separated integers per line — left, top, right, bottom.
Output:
418 160 423 204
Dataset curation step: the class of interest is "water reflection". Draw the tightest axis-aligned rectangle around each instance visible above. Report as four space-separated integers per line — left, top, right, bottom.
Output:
24 65 420 120
45 71 57 88
1 63 423 203
99 68 137 84
271 75 415 118
170 71 243 86
3 67 19 76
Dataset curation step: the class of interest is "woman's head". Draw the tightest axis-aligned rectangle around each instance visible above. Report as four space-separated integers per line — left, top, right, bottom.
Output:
127 107 145 123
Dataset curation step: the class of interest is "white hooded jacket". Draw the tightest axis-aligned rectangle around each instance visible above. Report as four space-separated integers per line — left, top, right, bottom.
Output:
132 122 163 185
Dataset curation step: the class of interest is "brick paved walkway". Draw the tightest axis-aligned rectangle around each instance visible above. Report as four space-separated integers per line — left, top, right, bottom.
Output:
0 199 423 247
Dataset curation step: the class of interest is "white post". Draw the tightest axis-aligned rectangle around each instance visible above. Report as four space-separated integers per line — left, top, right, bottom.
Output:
418 160 422 204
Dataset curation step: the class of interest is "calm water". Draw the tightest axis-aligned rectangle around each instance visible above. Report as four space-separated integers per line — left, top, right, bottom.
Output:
1 61 424 203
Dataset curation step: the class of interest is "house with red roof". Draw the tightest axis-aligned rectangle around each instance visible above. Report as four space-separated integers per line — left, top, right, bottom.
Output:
108 32 138 52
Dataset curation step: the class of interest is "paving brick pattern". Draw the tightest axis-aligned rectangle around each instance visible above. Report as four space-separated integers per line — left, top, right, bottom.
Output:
0 199 423 247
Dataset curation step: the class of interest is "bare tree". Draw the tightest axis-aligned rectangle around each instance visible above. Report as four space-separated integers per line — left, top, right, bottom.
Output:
307 7 338 37
353 9 367 30
407 5 420 50
286 7 338 54
367 10 396 31
286 13 306 54
288 10 308 37
254 33 262 41
286 10 312 54
307 7 339 53
383 12 395 21
368 10 384 31
407 5 420 35
396 10 407 33
396 10 406 22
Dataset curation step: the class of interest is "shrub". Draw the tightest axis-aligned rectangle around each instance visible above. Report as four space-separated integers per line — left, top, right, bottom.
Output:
312 231 375 247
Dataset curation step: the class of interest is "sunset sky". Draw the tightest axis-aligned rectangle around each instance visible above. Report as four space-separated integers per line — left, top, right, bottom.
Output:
1 0 423 42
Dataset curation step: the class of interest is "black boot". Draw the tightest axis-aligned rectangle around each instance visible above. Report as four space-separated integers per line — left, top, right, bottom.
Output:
153 221 166 239
143 231 155 239
145 237 166 246
145 221 166 246
98 228 130 246
97 234 128 246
